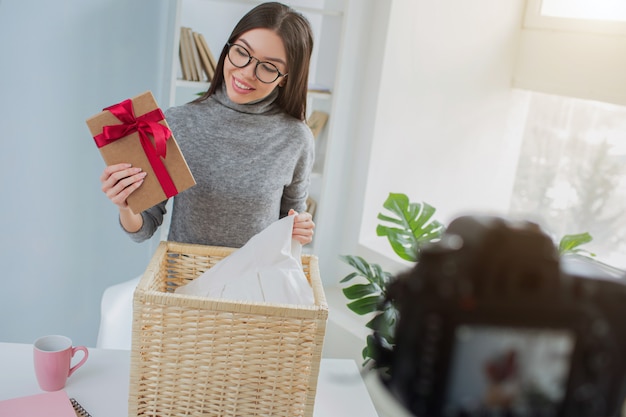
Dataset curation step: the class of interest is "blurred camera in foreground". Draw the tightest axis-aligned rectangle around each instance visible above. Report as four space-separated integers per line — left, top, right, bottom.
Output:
375 215 626 417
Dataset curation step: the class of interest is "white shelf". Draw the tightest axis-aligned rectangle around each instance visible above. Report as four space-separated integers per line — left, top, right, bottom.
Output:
195 0 345 17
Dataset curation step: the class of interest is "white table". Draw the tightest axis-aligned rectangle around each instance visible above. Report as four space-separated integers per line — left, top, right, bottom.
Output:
0 342 379 416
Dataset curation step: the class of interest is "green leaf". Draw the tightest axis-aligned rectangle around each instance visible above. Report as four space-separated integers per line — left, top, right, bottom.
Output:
377 213 404 226
339 255 373 279
365 333 377 354
340 254 392 288
342 283 378 300
382 192 409 213
379 227 418 262
558 232 594 256
339 271 360 284
346 295 381 315
366 308 398 344
375 193 445 262
362 345 371 361
370 263 392 288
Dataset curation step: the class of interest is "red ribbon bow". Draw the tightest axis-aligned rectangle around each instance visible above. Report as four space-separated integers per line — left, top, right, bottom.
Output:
94 99 178 199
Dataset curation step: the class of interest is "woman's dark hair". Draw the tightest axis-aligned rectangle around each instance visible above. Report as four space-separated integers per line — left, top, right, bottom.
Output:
195 2 313 121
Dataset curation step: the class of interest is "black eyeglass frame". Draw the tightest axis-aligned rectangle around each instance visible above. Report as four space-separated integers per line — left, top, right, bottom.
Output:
225 43 288 84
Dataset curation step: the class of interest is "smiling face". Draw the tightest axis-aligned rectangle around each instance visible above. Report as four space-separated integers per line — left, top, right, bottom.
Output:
223 28 288 105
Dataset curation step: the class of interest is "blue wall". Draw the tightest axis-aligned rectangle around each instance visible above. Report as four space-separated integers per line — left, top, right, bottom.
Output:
0 0 170 346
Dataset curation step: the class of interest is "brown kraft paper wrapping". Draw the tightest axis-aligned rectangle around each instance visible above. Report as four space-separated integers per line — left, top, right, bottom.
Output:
86 91 196 214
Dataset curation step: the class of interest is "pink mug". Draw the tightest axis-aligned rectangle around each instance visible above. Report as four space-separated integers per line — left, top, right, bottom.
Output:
33 335 89 391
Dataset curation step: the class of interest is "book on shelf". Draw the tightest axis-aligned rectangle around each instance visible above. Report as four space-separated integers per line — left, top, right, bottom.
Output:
307 111 329 139
179 26 193 81
203 33 219 74
179 27 219 83
188 28 204 81
193 31 215 81
183 27 200 81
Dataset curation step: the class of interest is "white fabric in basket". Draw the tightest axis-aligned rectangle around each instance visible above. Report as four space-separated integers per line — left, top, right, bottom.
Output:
175 215 314 305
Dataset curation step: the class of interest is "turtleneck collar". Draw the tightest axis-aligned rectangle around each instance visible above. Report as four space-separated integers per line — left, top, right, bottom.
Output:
212 82 280 115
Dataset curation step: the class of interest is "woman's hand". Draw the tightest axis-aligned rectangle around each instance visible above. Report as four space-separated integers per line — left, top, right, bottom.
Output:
289 209 315 245
100 163 147 209
100 163 146 233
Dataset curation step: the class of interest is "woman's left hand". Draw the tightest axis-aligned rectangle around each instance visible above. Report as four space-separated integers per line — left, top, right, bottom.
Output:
289 209 315 245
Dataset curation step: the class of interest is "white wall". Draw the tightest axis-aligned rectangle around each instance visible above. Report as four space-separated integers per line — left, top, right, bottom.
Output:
355 0 527 265
311 0 393 284
0 0 170 346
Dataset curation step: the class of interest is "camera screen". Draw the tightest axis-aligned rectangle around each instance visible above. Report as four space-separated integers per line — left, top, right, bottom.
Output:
443 325 575 416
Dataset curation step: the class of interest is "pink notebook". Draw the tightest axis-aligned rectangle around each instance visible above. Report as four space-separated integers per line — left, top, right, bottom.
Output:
0 390 77 416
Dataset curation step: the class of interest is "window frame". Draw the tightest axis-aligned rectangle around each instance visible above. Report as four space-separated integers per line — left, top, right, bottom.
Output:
524 0 626 35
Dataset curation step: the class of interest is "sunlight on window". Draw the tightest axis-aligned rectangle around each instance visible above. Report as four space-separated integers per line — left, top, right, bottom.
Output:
541 0 626 21
508 90 626 270
545 181 579 210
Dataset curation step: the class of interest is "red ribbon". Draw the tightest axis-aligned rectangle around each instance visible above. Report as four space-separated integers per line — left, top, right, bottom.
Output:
94 99 178 198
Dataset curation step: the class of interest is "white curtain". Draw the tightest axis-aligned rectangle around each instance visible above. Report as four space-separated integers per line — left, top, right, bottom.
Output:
508 90 626 269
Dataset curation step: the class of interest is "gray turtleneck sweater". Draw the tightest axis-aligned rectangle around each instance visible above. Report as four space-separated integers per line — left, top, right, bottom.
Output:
125 84 315 248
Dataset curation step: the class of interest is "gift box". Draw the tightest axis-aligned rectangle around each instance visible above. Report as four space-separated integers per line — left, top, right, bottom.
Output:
86 91 196 214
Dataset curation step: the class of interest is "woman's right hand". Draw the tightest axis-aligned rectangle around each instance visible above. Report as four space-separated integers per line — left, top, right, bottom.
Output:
100 163 147 209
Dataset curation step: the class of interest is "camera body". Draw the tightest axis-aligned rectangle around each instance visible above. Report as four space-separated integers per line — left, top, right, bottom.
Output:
380 216 626 417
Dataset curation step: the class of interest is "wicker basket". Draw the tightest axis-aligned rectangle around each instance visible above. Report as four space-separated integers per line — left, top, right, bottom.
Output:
128 241 328 417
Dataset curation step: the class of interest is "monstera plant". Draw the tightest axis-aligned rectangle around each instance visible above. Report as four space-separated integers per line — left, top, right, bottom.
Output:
339 193 446 368
340 192 597 369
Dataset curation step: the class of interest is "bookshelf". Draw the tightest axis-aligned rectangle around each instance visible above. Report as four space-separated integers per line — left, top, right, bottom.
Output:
161 0 346 257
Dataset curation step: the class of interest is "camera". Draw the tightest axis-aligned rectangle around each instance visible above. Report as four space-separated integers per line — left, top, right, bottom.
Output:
376 215 626 417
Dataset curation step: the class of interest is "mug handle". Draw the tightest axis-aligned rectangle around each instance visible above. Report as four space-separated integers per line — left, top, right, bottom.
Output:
68 346 89 377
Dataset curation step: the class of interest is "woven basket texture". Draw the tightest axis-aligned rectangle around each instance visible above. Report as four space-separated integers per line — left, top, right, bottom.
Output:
128 241 328 417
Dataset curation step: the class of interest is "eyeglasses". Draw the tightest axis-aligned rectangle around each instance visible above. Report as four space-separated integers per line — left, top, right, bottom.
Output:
226 43 288 84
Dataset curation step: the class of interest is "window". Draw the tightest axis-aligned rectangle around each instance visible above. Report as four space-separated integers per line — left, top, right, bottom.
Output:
508 90 626 270
524 0 626 35
540 0 626 21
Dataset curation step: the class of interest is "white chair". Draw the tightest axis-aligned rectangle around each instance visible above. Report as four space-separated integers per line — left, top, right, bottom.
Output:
96 201 172 350
96 275 140 350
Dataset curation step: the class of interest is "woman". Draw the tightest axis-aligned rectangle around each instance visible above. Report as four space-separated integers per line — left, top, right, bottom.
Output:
100 2 316 248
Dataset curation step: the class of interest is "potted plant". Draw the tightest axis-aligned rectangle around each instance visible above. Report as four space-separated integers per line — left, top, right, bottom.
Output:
339 193 445 369
340 192 599 370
